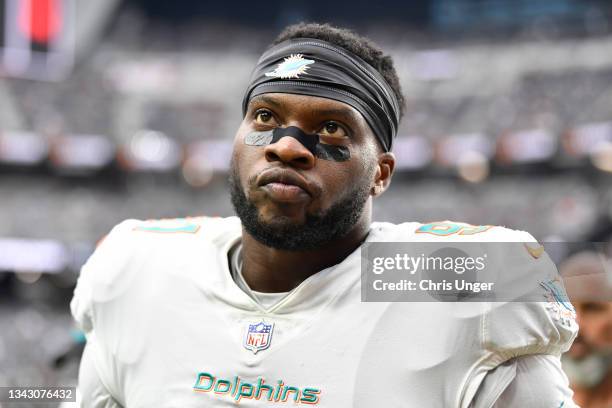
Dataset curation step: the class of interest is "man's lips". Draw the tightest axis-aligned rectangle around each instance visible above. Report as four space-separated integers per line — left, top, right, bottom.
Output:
257 168 313 202
261 182 310 203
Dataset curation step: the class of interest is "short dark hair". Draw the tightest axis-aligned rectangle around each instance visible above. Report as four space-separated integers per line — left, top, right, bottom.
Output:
272 22 406 120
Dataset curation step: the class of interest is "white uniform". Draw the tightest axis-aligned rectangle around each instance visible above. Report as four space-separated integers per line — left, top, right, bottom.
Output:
71 216 578 407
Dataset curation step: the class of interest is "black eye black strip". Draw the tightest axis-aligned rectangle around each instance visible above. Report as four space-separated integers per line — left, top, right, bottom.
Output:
244 126 350 162
315 143 350 162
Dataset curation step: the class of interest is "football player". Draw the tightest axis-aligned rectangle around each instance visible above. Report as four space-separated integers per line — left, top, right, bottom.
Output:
71 23 579 407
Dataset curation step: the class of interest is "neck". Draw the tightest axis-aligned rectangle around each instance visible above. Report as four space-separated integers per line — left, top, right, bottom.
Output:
240 203 372 293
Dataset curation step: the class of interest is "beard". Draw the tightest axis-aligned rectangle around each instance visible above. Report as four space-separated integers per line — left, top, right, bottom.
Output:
229 162 372 251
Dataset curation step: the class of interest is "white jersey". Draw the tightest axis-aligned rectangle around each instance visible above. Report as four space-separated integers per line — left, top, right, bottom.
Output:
71 216 578 407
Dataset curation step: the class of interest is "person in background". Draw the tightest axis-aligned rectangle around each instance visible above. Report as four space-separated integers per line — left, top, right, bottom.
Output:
562 251 612 408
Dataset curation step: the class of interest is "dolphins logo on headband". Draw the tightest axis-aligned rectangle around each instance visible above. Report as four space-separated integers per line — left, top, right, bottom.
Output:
265 54 315 79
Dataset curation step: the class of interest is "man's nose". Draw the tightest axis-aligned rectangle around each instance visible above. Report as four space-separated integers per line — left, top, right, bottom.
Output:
264 134 316 169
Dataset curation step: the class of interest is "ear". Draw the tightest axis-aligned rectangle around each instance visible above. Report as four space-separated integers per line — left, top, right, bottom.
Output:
371 152 395 197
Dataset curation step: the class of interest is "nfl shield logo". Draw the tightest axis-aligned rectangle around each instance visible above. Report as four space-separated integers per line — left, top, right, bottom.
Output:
244 321 274 354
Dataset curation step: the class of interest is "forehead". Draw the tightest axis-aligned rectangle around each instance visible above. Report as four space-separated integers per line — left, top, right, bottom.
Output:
248 93 365 124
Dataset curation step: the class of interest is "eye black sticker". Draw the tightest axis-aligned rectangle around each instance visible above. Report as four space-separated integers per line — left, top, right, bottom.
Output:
244 126 350 162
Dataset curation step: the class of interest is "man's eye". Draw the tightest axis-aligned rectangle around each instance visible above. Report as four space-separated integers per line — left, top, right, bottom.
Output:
254 110 275 125
319 121 348 138
581 302 609 314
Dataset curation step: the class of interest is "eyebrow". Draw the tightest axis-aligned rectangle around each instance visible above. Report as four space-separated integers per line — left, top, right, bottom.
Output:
249 95 360 125
249 95 283 110
313 108 359 124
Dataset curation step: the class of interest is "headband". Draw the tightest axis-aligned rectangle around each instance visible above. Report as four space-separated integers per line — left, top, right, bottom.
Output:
242 38 400 152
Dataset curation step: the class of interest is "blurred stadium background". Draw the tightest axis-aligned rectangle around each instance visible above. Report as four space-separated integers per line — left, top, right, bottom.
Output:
1 0 612 406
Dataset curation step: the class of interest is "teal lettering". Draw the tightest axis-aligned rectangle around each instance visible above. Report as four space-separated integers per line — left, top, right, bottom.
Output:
193 372 215 391
255 378 274 401
214 379 231 394
281 385 300 402
301 388 321 404
235 382 254 402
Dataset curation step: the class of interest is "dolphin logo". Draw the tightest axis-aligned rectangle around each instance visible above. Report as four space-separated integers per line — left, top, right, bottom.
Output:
265 54 315 79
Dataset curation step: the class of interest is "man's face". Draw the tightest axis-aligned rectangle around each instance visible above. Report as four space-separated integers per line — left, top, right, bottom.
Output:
229 92 384 250
574 301 612 352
